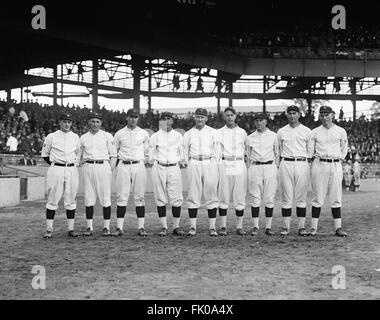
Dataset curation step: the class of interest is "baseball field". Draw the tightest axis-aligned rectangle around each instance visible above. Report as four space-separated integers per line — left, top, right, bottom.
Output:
0 179 379 300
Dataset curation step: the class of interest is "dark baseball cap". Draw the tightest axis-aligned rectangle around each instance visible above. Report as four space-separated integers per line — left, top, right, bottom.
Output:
253 112 268 120
286 105 300 113
224 106 236 114
60 113 73 121
126 108 140 117
194 108 208 117
161 111 174 119
319 106 334 114
88 112 102 121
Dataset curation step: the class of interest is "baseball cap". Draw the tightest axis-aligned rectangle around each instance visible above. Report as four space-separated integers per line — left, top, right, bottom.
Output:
60 113 73 121
160 111 174 119
126 108 140 117
286 105 300 113
194 108 208 117
319 106 334 114
88 112 102 121
253 112 268 120
224 106 236 114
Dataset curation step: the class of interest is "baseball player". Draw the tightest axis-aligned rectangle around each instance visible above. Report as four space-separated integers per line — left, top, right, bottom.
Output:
247 112 279 236
217 107 247 236
183 108 220 236
80 112 117 237
309 106 348 237
41 113 81 238
277 105 313 237
353 158 361 192
149 111 186 236
113 108 150 237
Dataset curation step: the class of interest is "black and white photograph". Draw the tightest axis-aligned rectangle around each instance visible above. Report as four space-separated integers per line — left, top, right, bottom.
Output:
0 0 379 307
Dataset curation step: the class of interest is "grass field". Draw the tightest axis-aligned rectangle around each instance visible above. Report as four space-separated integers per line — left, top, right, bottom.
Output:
0 179 379 300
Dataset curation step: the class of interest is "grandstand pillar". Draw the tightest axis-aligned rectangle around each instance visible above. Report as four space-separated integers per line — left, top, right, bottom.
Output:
352 100 357 122
53 65 58 106
217 82 221 115
307 98 312 116
92 59 98 112
263 76 266 113
132 56 143 112
228 81 233 107
20 88 23 103
6 89 11 103
148 60 152 112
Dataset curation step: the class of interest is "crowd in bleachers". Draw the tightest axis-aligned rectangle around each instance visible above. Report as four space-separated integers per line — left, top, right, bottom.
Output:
0 100 379 163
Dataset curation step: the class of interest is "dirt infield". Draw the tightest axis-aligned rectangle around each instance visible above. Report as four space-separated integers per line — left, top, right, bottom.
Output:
0 179 379 300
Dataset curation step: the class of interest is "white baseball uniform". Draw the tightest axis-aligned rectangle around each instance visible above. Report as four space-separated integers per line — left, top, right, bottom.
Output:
114 125 149 207
183 125 219 210
149 128 184 207
247 128 279 208
310 124 348 208
217 125 247 211
41 130 81 211
80 130 117 207
277 123 313 209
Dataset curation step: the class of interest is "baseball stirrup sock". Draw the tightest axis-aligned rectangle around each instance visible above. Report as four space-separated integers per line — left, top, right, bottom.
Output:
66 210 75 219
172 206 181 218
331 207 341 219
46 209 55 220
208 208 217 219
311 206 321 219
136 206 145 218
265 207 273 218
235 209 244 217
189 208 198 219
282 208 291 217
157 206 166 218
296 207 306 218
251 207 260 218
103 206 111 220
219 208 227 217
116 206 126 218
86 206 94 220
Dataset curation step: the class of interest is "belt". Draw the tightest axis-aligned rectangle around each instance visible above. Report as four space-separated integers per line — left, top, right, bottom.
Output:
54 163 74 167
251 160 273 165
122 160 139 165
86 160 104 164
157 161 177 167
283 157 306 162
222 156 243 161
320 158 340 163
191 156 212 161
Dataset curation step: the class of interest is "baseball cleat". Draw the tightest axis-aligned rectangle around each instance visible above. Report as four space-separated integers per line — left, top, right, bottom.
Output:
43 230 52 239
138 228 148 237
67 230 80 237
159 228 168 237
309 228 317 236
172 228 186 236
298 228 308 237
280 227 289 237
112 228 124 236
83 227 93 237
335 228 348 237
187 228 196 236
250 227 259 236
218 227 227 236
209 228 219 236
265 228 275 236
102 227 111 236
236 228 246 236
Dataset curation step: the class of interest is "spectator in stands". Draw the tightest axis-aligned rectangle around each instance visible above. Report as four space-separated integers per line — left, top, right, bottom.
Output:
18 133 32 155
5 132 18 152
18 152 37 166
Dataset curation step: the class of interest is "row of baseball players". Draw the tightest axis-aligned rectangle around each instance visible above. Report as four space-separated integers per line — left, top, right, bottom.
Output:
41 104 348 239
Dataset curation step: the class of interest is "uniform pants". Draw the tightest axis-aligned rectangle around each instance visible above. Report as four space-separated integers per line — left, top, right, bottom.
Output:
311 160 343 208
247 163 277 208
116 161 146 207
218 160 247 211
46 165 78 210
186 160 218 209
279 160 310 209
151 163 183 207
83 162 112 207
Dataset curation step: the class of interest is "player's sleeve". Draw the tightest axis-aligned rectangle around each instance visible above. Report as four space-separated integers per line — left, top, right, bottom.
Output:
143 130 150 158
340 128 348 160
113 131 120 153
177 133 185 162
75 134 81 166
41 134 52 158
148 134 156 163
276 129 283 157
305 128 314 159
106 133 117 158
212 129 221 162
273 133 280 165
183 131 190 164
309 129 316 159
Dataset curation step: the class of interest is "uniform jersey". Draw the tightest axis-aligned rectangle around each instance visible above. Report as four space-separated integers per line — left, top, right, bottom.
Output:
41 130 81 164
247 129 279 162
80 130 117 161
149 129 184 163
217 125 247 159
277 123 313 158
113 126 149 161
